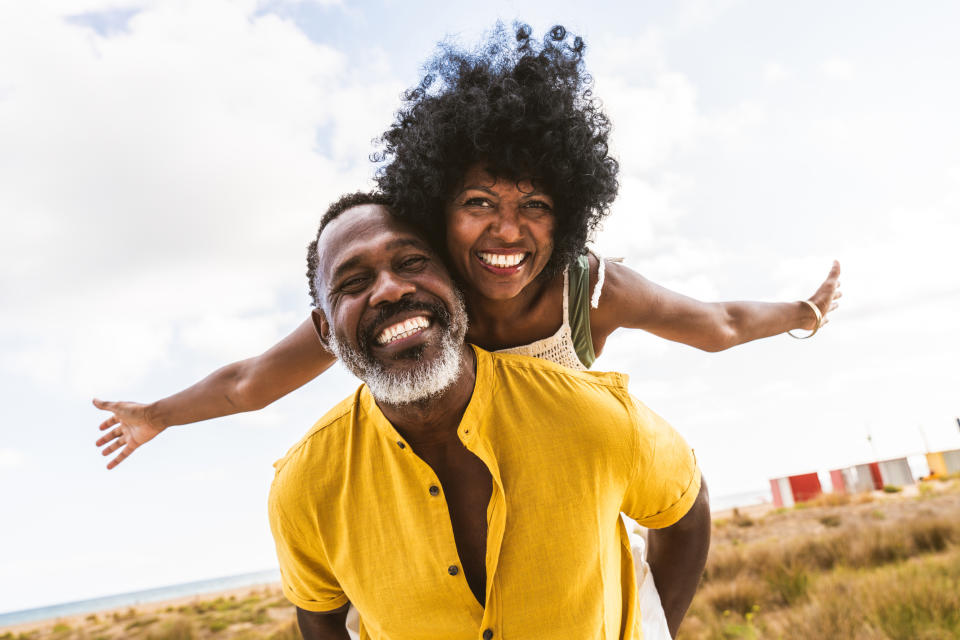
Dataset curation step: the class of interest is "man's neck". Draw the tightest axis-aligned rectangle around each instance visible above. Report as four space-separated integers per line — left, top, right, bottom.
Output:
376 344 477 446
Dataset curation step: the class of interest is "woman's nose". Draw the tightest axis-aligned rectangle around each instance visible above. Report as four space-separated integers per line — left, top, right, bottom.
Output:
489 207 522 242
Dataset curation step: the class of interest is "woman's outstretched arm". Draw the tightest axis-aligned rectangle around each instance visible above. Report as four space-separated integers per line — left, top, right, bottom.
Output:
94 316 336 469
590 259 842 354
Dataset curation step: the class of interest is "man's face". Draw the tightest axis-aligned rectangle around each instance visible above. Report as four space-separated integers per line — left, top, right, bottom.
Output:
314 204 468 404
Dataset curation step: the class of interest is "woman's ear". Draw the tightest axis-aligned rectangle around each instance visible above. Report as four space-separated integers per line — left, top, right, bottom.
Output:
311 308 331 348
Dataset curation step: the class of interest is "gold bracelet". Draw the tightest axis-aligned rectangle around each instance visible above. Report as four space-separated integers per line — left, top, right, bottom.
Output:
787 300 823 339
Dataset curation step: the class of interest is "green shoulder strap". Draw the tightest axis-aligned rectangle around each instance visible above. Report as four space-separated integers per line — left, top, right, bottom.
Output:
567 254 597 369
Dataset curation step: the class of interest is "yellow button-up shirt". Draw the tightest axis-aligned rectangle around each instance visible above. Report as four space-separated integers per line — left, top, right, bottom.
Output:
269 346 700 639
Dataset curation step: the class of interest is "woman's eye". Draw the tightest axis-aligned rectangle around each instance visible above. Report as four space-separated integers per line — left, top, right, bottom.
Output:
523 200 553 216
464 197 493 208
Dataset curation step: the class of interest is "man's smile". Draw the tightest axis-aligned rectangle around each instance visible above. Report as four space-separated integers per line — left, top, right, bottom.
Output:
375 315 432 346
360 299 448 356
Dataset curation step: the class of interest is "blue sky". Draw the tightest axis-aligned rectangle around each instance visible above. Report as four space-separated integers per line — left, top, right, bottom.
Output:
1 0 959 613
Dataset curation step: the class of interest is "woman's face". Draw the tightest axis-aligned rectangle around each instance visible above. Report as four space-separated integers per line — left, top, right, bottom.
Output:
445 163 556 302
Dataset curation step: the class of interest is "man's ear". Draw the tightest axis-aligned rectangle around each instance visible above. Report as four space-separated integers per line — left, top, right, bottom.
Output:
311 308 332 348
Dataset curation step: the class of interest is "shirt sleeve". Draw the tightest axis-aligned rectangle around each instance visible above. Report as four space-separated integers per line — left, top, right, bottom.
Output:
268 474 349 612
620 396 701 529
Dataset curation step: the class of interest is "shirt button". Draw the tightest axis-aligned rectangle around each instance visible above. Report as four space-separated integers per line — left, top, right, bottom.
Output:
397 441 405 449
448 565 459 576
429 485 440 496
483 630 494 640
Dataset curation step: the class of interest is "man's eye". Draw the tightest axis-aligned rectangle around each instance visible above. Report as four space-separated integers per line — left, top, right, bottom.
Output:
399 256 428 270
340 277 368 293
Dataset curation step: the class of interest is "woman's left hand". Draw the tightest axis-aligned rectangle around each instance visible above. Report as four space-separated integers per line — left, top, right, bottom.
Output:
803 260 842 330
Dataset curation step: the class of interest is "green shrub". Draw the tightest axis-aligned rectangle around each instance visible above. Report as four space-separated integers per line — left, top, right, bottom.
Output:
208 619 229 632
127 616 159 630
146 618 195 640
766 564 810 605
818 514 842 527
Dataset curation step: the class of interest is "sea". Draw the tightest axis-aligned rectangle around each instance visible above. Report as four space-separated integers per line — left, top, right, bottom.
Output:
0 568 280 628
710 487 772 512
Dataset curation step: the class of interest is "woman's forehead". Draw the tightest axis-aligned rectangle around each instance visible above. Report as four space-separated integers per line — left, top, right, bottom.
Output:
454 162 548 196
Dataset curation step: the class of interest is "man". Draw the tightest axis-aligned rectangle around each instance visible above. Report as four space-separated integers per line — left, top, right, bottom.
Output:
269 194 710 639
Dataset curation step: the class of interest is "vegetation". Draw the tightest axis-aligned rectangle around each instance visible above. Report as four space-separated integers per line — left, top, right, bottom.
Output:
2 589 296 640
681 482 960 639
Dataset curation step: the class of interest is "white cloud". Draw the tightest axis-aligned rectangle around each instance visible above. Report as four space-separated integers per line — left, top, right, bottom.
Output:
0 448 25 469
821 57 855 78
262 0 342 8
0 2 403 393
763 61 788 82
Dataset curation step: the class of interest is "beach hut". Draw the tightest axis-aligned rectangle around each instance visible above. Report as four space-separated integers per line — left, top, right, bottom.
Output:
829 459 913 493
876 457 914 487
926 448 960 476
769 472 822 508
829 463 879 494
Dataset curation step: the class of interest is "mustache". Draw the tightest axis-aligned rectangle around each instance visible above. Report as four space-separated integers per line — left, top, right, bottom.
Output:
359 297 452 355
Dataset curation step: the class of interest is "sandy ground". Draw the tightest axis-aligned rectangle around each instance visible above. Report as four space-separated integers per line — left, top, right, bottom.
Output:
1 583 292 638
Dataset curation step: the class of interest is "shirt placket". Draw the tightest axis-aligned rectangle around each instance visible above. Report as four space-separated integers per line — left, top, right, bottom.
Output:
459 423 506 640
392 431 487 625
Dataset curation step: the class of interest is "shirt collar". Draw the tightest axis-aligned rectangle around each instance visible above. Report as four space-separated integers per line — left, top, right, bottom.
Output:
358 344 493 446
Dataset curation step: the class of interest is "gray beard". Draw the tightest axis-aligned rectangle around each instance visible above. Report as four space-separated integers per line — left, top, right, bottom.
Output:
327 292 468 405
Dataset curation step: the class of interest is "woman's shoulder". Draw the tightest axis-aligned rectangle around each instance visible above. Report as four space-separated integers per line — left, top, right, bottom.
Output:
586 252 658 348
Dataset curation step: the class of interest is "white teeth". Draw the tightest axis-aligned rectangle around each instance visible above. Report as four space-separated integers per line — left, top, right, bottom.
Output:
478 252 526 268
376 316 430 345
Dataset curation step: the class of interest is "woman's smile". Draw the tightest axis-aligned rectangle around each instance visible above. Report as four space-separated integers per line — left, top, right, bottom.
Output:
474 250 530 273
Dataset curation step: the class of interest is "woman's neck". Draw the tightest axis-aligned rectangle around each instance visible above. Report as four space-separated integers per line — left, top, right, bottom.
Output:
463 269 564 349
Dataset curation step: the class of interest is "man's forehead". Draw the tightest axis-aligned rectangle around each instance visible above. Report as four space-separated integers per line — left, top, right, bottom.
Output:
317 204 430 274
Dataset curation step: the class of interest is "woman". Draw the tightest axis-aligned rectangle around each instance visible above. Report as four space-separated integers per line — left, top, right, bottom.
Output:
95 24 840 638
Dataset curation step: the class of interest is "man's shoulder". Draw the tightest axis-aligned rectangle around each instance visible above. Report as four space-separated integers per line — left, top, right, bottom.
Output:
271 386 363 478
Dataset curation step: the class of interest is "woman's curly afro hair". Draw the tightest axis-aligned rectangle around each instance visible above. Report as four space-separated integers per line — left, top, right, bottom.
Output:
374 22 619 276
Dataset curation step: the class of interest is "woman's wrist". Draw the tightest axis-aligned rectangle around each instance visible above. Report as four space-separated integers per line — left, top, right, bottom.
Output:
144 400 170 431
795 300 818 331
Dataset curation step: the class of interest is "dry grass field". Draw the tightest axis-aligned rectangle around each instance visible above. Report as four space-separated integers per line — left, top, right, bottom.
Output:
681 477 960 639
0 587 301 640
5 478 959 640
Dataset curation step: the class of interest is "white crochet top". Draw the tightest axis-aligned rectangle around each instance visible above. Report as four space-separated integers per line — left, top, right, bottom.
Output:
494 255 608 371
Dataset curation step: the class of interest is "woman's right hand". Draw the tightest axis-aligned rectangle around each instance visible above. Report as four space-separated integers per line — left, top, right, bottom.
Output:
93 398 166 469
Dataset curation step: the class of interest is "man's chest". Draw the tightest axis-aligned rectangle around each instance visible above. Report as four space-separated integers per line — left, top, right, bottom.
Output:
416 440 493 606
315 433 629 639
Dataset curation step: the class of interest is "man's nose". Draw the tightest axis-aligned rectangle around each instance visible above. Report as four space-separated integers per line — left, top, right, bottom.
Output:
489 207 522 243
369 270 416 307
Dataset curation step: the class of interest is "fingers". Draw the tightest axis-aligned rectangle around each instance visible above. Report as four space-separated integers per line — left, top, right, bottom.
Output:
101 437 125 456
94 399 120 440
833 289 843 300
829 302 839 312
96 427 122 447
828 259 841 279
106 446 133 470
